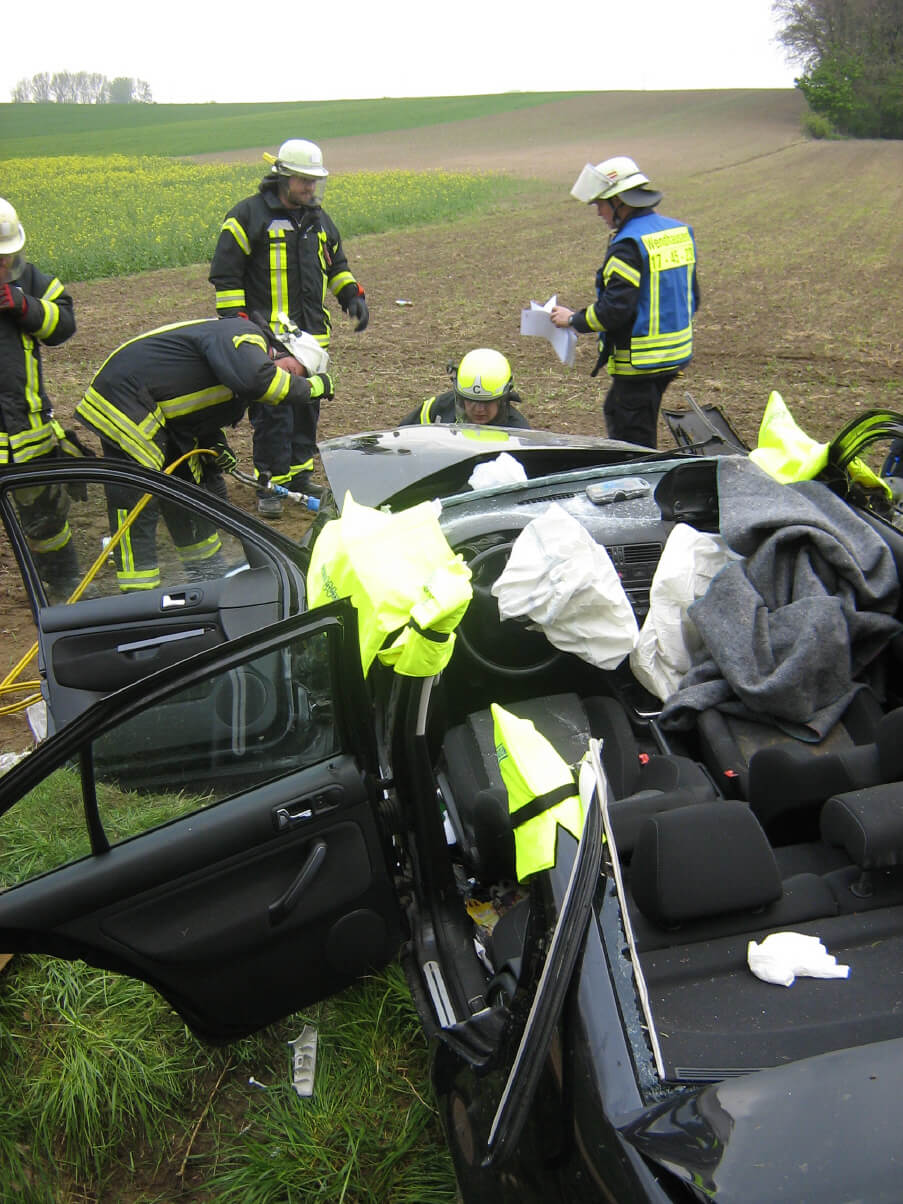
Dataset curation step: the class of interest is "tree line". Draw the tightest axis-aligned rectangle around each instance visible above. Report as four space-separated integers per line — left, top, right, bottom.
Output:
774 0 902 138
10 73 153 104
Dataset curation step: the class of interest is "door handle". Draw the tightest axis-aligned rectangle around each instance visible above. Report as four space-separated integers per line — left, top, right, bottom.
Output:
268 840 328 926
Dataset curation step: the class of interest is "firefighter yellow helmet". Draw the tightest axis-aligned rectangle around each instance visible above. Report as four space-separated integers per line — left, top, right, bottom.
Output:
268 139 329 179
570 156 662 207
455 349 513 404
0 197 26 282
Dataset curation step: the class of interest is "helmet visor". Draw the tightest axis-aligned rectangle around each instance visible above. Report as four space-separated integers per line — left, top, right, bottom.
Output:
0 250 25 284
279 174 326 207
571 163 607 204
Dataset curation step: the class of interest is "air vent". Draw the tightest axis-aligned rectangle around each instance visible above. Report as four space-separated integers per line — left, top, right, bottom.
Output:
516 489 584 507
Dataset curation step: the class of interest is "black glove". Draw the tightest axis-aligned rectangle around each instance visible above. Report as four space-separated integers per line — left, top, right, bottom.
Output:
210 432 237 471
0 283 27 319
339 282 369 332
348 294 369 332
307 373 335 401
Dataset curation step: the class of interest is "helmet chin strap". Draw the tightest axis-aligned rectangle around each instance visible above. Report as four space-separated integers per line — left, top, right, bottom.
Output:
611 197 631 228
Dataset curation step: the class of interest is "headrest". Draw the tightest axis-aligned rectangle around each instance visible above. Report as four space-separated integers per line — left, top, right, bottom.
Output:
820 785 903 869
631 802 781 927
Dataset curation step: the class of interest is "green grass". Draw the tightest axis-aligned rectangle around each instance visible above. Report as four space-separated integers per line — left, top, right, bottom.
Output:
0 769 455 1198
0 93 586 159
0 957 452 1200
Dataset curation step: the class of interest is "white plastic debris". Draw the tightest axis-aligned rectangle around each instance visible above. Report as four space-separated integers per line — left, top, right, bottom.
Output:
288 1024 318 1097
394 299 414 306
467 452 527 491
0 751 31 778
747 932 850 987
26 700 47 744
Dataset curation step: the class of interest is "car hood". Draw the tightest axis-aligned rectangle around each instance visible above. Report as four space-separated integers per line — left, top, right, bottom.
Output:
318 425 649 511
619 1037 903 1202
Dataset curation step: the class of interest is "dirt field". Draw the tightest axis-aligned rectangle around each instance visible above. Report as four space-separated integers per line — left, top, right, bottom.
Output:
3 91 902 751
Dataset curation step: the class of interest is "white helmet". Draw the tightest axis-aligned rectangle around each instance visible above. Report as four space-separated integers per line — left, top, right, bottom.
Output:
0 197 26 282
0 197 26 255
266 139 329 179
270 312 330 374
283 329 330 375
570 156 662 207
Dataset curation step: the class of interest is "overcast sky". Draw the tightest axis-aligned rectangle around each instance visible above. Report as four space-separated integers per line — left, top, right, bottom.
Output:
2 0 796 105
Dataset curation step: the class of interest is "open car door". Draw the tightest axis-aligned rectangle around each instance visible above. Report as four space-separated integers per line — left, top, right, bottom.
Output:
0 605 404 1041
0 459 308 737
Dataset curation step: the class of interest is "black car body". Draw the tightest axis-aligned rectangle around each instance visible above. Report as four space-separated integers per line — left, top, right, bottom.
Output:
2 417 903 1202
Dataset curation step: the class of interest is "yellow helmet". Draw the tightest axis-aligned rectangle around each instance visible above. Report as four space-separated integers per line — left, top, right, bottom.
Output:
454 348 513 404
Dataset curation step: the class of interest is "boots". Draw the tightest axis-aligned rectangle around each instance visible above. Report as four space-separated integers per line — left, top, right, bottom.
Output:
38 539 81 602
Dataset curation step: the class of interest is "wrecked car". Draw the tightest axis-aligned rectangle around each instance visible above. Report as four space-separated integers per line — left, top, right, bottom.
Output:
1 405 903 1202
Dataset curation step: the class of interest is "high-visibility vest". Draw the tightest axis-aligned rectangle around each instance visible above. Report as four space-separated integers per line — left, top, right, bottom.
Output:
491 703 584 879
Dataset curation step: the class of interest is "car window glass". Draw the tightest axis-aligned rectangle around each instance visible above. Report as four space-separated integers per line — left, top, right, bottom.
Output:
0 629 339 888
5 476 252 607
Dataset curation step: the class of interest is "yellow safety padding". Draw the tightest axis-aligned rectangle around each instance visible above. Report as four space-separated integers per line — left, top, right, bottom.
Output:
491 703 584 880
749 391 829 482
306 493 472 676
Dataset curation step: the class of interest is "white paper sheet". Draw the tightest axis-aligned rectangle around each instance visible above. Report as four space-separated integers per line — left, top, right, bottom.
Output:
520 294 578 367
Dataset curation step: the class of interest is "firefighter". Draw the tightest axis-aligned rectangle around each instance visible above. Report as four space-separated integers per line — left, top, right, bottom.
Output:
209 138 367 517
0 196 80 599
76 316 334 591
399 349 531 429
550 157 699 449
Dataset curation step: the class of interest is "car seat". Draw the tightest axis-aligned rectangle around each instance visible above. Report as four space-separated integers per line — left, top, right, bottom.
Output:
438 692 718 883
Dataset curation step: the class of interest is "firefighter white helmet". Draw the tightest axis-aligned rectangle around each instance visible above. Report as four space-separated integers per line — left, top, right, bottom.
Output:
269 139 329 179
283 329 330 376
0 197 25 256
0 197 26 282
570 156 662 207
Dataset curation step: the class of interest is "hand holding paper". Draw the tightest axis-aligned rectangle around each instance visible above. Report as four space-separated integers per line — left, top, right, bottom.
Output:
520 294 577 367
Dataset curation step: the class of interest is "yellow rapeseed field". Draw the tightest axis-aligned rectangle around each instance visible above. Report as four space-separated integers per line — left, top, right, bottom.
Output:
2 154 524 282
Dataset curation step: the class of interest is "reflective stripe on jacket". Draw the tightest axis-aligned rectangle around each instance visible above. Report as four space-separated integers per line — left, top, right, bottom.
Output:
76 318 312 469
209 180 357 347
0 262 76 466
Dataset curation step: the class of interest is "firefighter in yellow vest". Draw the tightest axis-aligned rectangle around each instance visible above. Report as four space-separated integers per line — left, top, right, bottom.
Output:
551 157 699 449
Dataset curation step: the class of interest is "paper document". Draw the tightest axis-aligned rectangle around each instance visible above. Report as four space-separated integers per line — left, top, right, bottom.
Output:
520 295 577 367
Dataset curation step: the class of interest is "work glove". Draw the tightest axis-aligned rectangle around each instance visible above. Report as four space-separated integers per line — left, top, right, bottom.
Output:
347 293 369 332
210 433 237 472
307 372 335 401
339 282 369 332
0 283 27 318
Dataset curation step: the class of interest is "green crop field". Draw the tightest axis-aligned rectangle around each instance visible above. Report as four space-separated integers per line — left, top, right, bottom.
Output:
0 92 587 159
3 153 533 281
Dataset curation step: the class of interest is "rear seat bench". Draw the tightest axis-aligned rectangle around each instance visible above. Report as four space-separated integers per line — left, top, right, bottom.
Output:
626 801 838 952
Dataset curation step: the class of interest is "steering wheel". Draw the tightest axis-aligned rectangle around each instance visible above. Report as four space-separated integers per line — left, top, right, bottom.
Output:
455 541 563 678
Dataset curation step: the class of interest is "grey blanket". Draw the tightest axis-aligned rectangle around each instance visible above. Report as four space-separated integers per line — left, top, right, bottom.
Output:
659 456 902 739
